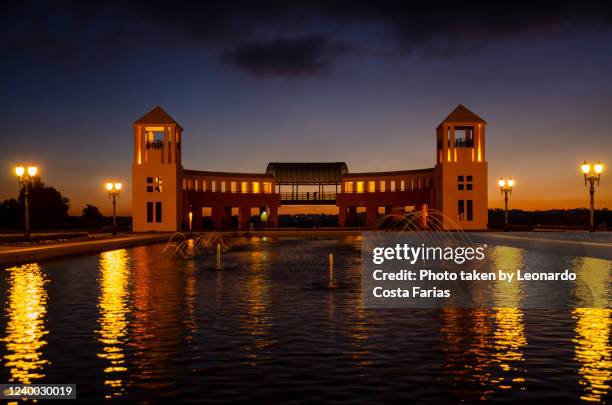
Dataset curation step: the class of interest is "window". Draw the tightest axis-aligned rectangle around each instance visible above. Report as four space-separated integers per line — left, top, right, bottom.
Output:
202 180 207 191
390 181 395 192
400 180 405 191
147 202 153 223
458 200 465 220
182 178 187 190
211 181 216 192
344 181 353 193
155 202 162 223
263 182 272 194
188 179 193 190
221 181 226 193
241 182 248 193
194 179 199 191
379 181 386 192
458 175 464 190
466 175 473 190
368 181 376 192
356 181 364 193
231 182 237 193
252 182 260 193
467 200 473 221
147 177 163 192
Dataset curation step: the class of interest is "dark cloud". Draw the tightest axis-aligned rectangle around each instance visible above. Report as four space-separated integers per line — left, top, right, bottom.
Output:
223 35 350 77
2 0 612 77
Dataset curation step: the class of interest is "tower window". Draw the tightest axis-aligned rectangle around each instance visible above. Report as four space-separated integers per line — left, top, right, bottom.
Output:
466 175 473 190
155 202 162 223
146 202 153 223
467 200 473 221
458 200 465 220
147 177 163 192
458 175 464 190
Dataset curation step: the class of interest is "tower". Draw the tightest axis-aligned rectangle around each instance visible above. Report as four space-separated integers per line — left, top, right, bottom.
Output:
132 106 183 232
434 105 488 230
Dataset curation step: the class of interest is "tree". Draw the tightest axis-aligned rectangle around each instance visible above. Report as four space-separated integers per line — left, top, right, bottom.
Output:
0 198 21 229
18 178 70 229
80 204 104 228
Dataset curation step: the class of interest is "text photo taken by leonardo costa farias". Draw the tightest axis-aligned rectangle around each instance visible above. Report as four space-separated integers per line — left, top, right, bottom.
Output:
0 1 611 404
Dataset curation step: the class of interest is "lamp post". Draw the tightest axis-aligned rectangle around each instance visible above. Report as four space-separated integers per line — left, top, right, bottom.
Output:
580 161 604 231
498 177 514 232
105 181 122 235
14 164 39 242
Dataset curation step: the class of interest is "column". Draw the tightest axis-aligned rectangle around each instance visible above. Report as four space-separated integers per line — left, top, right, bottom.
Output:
366 204 378 228
338 205 346 227
239 206 251 230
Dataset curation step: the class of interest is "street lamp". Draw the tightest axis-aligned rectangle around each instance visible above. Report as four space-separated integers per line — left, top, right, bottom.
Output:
498 177 514 232
105 181 122 235
580 160 604 231
14 164 39 241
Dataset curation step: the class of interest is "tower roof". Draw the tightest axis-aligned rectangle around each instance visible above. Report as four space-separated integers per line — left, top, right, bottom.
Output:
134 106 182 129
441 104 486 125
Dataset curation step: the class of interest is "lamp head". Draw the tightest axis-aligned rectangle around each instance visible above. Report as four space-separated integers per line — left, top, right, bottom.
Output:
105 182 114 191
114 182 122 191
498 178 506 188
581 161 591 174
27 166 38 177
15 165 25 177
507 178 514 187
594 161 604 174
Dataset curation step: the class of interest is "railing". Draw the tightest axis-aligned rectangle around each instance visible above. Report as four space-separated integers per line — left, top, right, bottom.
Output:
280 192 336 201
454 138 474 148
146 140 164 150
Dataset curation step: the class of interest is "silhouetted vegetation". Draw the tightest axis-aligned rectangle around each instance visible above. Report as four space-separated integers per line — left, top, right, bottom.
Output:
488 208 610 230
0 178 70 229
79 204 104 228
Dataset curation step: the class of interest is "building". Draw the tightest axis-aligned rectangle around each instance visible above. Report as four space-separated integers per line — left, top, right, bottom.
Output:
132 104 488 231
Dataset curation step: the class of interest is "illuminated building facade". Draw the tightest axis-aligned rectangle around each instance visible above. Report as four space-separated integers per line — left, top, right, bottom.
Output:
132 105 488 231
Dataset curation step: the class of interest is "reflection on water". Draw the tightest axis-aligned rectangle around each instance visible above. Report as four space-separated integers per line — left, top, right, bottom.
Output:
492 246 526 390
573 256 612 402
96 249 130 398
441 246 528 399
1 237 611 403
2 263 49 384
241 248 272 365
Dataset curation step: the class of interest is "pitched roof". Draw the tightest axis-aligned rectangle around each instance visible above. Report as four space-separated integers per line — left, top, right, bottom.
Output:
441 104 486 125
134 106 182 129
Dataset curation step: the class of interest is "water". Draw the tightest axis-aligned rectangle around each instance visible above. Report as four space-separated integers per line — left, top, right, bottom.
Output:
0 236 610 403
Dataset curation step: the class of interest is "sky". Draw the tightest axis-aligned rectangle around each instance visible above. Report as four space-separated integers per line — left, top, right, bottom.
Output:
1 1 611 216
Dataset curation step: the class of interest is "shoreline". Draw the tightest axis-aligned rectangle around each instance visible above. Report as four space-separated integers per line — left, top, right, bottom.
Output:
1 229 611 267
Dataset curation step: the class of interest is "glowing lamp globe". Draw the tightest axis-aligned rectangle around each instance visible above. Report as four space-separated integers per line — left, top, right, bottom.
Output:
581 162 591 174
15 166 25 177
594 162 603 174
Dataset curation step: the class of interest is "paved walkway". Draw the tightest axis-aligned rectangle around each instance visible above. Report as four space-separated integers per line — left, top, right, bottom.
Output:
0 233 172 267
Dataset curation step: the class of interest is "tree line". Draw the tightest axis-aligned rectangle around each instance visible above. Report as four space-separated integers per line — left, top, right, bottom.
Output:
0 178 113 230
